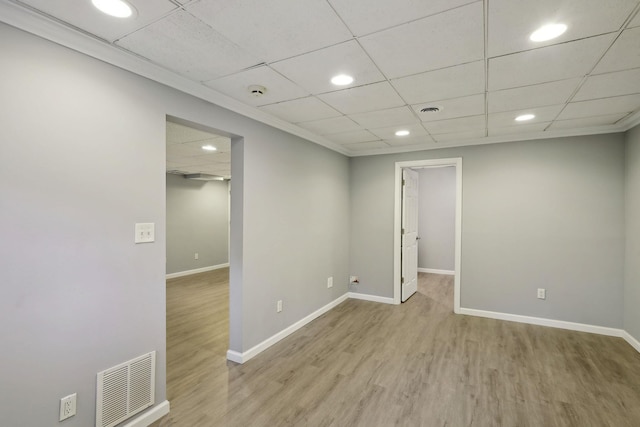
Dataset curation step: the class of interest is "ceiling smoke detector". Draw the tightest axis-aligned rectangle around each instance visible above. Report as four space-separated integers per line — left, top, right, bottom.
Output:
420 106 441 113
248 85 267 97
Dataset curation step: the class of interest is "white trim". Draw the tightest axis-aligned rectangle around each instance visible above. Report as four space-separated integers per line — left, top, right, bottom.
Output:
226 293 349 364
394 158 462 314
122 400 170 427
166 263 229 279
348 292 395 304
459 308 624 337
417 268 455 275
623 331 640 353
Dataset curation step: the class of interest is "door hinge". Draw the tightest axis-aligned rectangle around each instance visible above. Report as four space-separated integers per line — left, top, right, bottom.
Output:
401 277 404 284
402 179 405 186
401 228 404 234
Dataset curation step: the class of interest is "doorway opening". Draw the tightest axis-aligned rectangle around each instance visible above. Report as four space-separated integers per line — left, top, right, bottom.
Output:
163 116 237 424
393 158 462 312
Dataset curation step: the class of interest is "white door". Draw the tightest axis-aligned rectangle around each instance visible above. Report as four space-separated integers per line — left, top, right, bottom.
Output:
401 168 419 302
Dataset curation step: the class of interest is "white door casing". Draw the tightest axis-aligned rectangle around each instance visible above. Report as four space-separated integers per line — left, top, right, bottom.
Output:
401 168 419 302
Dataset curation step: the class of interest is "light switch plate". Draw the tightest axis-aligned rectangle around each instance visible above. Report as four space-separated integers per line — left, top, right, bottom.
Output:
135 223 155 244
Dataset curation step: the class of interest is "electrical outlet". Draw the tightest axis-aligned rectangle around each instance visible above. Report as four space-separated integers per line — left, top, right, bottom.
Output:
59 393 76 421
350 276 359 284
194 252 199 260
537 288 546 300
327 276 333 288
277 300 283 313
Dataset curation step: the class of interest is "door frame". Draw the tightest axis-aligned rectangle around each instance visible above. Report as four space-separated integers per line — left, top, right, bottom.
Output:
393 158 462 312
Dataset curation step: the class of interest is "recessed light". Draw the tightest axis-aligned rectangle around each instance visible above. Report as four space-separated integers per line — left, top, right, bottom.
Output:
202 145 217 151
395 130 410 136
331 74 354 86
515 114 535 122
530 23 567 42
92 0 135 18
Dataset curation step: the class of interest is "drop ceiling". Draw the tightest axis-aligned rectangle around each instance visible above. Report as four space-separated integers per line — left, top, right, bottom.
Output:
166 121 230 178
4 0 640 156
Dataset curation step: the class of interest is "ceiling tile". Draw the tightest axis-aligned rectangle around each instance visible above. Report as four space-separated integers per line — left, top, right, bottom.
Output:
573 68 640 101
488 122 551 137
432 129 485 142
488 34 615 91
488 0 638 57
359 2 484 79
548 113 629 130
318 82 405 115
412 94 485 122
203 66 308 106
297 116 362 135
270 41 385 95
369 123 430 140
349 106 419 128
391 61 485 105
328 0 478 36
488 104 564 128
186 0 352 63
593 27 640 74
17 0 177 42
343 141 390 151
259 97 340 123
326 130 380 144
557 94 640 120
488 79 582 113
423 115 485 135
116 11 260 81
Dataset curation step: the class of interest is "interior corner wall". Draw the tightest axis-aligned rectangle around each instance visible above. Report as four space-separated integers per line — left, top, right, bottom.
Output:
166 173 229 275
417 167 456 271
350 134 625 328
0 22 350 426
625 124 640 341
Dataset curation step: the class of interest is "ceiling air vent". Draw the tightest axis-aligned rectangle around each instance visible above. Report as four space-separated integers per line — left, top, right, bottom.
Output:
420 106 442 113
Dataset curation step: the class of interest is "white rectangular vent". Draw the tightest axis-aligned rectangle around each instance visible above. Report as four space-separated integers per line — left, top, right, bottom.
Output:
96 351 156 427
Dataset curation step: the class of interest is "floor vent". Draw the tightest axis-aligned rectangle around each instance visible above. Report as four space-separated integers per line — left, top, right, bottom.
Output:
96 351 156 427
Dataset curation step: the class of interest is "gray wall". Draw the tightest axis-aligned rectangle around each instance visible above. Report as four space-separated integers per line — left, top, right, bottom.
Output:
625 124 640 341
417 167 456 271
166 173 229 274
0 23 349 426
350 134 625 328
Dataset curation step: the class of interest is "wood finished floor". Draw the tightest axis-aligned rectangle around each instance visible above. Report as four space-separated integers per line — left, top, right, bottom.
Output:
153 270 640 427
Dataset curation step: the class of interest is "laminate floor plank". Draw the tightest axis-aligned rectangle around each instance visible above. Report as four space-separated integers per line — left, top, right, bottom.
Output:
152 271 640 427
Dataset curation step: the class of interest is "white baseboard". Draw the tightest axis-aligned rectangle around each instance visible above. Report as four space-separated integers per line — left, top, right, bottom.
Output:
418 268 455 275
122 400 170 427
348 292 395 304
623 331 640 353
227 293 350 364
459 308 624 337
166 263 229 279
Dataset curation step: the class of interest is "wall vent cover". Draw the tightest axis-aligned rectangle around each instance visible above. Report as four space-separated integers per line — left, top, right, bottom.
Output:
96 351 156 427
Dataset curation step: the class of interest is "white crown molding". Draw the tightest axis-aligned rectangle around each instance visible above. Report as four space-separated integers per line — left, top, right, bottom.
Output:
0 0 349 156
349 125 623 157
621 109 640 132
